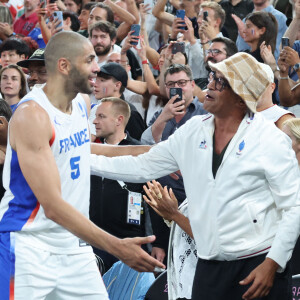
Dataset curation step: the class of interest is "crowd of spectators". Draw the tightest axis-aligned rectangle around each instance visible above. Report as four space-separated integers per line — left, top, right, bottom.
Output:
0 0 300 298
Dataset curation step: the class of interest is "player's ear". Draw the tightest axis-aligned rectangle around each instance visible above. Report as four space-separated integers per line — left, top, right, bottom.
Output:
57 58 71 75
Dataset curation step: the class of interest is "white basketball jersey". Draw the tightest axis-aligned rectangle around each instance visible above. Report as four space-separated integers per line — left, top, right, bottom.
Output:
0 86 92 254
259 105 293 123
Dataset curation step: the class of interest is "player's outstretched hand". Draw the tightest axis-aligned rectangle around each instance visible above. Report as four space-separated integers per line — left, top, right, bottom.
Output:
117 235 166 273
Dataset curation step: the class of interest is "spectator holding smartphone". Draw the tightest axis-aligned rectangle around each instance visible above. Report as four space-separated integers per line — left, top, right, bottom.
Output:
184 2 225 89
278 45 300 107
272 0 300 112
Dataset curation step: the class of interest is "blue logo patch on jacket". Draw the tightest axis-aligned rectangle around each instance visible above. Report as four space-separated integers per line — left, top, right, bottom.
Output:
236 140 245 156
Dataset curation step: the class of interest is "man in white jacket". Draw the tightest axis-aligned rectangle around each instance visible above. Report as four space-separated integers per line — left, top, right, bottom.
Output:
91 52 300 300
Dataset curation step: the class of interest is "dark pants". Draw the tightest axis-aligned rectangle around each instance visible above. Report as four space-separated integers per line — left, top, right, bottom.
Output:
192 254 292 300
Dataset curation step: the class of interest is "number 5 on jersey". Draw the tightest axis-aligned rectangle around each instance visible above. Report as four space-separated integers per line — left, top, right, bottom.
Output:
70 156 81 179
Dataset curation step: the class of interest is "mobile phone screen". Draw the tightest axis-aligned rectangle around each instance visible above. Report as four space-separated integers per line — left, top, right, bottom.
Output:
176 10 185 30
282 37 289 47
130 24 140 45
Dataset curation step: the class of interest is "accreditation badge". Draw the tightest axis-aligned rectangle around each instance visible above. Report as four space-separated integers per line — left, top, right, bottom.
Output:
127 191 142 225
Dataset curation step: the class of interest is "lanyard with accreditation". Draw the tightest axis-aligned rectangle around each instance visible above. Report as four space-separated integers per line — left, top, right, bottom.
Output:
117 180 143 226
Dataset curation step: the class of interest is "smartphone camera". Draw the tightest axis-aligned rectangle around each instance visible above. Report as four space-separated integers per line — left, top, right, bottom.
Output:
53 11 63 32
172 42 185 54
169 87 182 102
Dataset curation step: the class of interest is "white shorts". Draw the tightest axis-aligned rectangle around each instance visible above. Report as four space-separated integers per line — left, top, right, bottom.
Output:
0 232 109 300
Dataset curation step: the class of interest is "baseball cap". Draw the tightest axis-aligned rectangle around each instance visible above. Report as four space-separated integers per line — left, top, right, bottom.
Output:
208 52 272 113
98 62 128 88
17 48 45 68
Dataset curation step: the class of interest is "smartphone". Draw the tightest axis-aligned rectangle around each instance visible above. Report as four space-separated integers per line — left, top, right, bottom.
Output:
172 42 185 54
40 0 46 8
130 24 140 46
203 11 208 21
53 11 63 32
170 87 182 103
143 0 154 12
282 37 289 48
49 0 56 3
176 9 185 30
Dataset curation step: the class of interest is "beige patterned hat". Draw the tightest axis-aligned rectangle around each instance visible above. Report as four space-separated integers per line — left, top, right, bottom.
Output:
208 52 272 113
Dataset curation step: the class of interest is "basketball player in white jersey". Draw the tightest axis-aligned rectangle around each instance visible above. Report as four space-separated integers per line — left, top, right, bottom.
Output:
0 31 164 300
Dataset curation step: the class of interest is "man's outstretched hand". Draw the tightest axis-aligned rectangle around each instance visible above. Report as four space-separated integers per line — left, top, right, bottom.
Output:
116 235 166 273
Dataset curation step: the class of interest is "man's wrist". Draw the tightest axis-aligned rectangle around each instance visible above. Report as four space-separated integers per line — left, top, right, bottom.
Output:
6 32 15 38
108 236 123 259
156 113 169 124
168 34 177 42
200 40 210 45
163 218 173 227
153 110 171 127
264 257 280 272
279 70 289 77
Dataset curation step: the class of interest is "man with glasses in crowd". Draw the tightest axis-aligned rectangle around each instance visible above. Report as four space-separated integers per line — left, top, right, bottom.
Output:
141 64 207 145
91 52 300 299
140 64 207 264
184 1 226 89
205 37 238 66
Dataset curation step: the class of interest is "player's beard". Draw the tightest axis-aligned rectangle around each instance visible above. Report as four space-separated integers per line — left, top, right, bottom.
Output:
67 65 93 95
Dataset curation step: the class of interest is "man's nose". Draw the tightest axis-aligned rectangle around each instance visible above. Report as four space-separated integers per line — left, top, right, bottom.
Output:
30 72 38 81
93 61 100 73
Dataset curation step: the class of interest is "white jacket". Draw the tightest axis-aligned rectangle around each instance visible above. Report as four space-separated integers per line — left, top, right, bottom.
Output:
91 113 300 270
